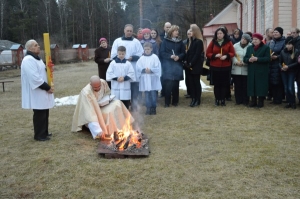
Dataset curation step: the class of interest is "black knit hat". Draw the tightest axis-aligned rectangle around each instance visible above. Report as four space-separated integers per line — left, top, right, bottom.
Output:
285 36 294 45
274 27 283 36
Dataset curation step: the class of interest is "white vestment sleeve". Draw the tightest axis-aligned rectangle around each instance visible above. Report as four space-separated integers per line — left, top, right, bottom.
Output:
87 122 102 139
25 58 46 89
134 39 144 57
136 57 144 80
126 61 136 82
106 61 117 81
150 55 161 77
110 38 119 60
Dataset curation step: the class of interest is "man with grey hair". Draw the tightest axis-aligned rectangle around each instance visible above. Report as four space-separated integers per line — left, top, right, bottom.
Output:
291 27 300 50
263 28 273 44
110 24 144 112
160 22 172 41
21 39 54 141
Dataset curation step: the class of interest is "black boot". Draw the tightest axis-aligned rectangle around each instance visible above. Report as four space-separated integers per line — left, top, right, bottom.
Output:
257 97 264 108
215 99 220 106
221 99 226 106
248 96 257 107
151 107 156 115
146 108 150 115
190 98 195 106
190 99 200 107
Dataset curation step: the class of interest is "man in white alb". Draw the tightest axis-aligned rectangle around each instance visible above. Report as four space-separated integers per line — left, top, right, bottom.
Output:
21 39 54 141
110 24 144 111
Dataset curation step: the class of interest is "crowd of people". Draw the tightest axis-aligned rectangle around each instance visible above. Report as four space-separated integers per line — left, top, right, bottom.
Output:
95 22 205 114
21 23 300 141
95 23 300 112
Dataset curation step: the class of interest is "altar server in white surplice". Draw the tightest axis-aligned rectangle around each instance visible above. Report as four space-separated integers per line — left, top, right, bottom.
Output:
106 46 136 109
136 42 162 115
110 24 144 112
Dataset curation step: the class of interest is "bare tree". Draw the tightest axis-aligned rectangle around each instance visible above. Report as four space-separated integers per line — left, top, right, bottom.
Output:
42 0 50 33
100 0 113 44
63 2 69 47
0 0 5 39
85 0 94 47
57 0 67 47
17 0 26 13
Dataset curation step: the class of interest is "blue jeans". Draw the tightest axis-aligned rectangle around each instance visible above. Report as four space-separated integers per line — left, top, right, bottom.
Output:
130 82 139 111
281 72 296 104
145 90 157 108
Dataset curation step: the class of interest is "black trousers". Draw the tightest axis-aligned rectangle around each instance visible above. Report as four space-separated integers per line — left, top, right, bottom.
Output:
130 82 139 111
164 79 179 105
185 70 191 95
271 83 284 104
160 76 165 96
33 109 49 139
232 75 248 104
188 74 202 100
213 70 231 100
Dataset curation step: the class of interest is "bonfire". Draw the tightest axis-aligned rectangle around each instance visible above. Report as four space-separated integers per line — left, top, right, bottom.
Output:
98 118 150 158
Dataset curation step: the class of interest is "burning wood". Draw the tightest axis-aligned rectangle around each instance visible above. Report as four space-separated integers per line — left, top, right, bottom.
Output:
113 131 119 141
97 116 150 158
123 134 132 149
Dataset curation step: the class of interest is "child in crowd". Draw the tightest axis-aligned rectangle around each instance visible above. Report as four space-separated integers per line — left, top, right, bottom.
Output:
136 42 162 115
106 46 136 109
140 28 159 55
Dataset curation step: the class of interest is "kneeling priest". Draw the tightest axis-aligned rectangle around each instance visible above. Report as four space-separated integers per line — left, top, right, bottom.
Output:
71 76 134 139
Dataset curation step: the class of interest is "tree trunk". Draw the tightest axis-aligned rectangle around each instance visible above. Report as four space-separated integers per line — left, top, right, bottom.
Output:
43 0 49 33
0 0 5 39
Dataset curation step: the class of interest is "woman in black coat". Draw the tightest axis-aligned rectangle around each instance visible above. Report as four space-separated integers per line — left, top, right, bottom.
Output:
185 25 204 107
94 38 112 88
267 27 286 104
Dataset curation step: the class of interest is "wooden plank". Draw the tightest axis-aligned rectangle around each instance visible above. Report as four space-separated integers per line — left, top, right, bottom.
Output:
97 137 150 159
0 80 14 92
0 80 14 83
0 63 14 66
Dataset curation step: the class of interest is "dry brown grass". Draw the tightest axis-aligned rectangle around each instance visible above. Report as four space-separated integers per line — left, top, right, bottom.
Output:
0 62 300 199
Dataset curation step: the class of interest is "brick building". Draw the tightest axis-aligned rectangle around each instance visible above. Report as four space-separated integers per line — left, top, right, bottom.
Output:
203 0 300 48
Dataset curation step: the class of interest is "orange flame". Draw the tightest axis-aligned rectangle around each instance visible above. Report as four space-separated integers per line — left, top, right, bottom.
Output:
110 117 141 151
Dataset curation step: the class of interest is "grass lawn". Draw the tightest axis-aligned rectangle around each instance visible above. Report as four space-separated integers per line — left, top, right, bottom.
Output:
0 61 299 199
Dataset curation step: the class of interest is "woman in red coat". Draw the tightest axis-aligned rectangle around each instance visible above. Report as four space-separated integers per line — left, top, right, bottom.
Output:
206 27 235 106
